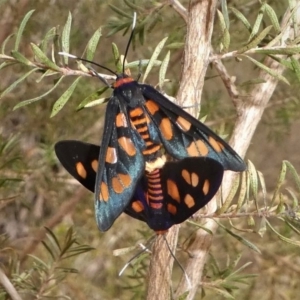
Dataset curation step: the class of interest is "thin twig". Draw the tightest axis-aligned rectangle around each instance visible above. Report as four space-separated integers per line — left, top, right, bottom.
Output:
169 0 188 23
210 50 241 109
0 267 22 300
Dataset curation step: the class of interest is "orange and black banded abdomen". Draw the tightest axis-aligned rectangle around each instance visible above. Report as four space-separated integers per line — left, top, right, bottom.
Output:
129 107 161 160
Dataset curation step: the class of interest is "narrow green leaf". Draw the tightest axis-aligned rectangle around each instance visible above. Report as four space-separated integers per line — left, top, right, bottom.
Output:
244 55 290 85
166 42 185 49
206 287 234 299
264 3 281 33
284 219 300 235
238 25 273 53
1 33 15 54
31 43 61 71
112 43 122 72
266 219 300 247
236 171 247 211
10 50 34 66
229 7 252 33
80 98 109 109
187 220 213 235
290 56 300 83
284 160 300 191
0 67 39 99
40 27 57 53
13 75 65 110
217 9 226 32
62 12 72 65
257 171 267 207
217 221 261 253
77 87 109 110
285 188 299 209
143 36 168 82
108 4 132 18
217 174 240 214
45 227 62 251
255 46 300 55
123 0 142 10
239 78 266 86
217 9 230 51
15 9 35 51
0 61 14 71
126 59 161 69
248 4 265 42
41 240 56 260
258 216 267 237
269 55 293 69
159 51 170 90
147 13 161 33
221 0 230 29
86 27 102 61
247 160 258 201
51 77 81 117
27 254 49 269
271 161 287 205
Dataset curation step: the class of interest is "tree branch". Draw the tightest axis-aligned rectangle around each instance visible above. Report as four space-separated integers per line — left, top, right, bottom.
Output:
174 4 296 299
146 0 219 299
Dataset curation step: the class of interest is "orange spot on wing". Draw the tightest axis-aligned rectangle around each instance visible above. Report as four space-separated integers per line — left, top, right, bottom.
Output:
160 118 173 140
209 136 224 153
106 147 117 164
176 116 191 132
181 169 191 185
76 162 87 179
132 200 144 213
184 194 195 208
167 179 180 202
167 203 177 215
203 179 210 195
91 160 98 173
118 137 136 156
113 77 134 88
116 113 128 127
187 140 208 156
191 172 199 187
99 182 109 202
112 177 124 193
145 100 159 115
118 173 131 188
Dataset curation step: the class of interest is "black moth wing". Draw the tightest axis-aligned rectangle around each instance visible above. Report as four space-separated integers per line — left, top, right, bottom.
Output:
55 140 148 223
160 157 223 225
95 97 145 231
125 157 224 232
140 84 246 172
55 140 99 192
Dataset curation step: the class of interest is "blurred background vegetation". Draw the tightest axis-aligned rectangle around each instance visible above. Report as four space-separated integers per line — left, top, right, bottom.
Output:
0 0 300 299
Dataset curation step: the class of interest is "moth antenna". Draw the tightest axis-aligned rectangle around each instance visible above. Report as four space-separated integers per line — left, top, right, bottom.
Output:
163 234 192 290
86 65 111 87
118 235 155 277
58 52 118 76
122 12 137 73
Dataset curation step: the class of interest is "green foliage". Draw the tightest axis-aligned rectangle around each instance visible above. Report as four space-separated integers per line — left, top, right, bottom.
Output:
0 1 299 299
0 227 93 299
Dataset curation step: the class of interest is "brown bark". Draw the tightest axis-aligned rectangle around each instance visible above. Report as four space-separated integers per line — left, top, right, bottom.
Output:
174 5 295 300
146 1 219 299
